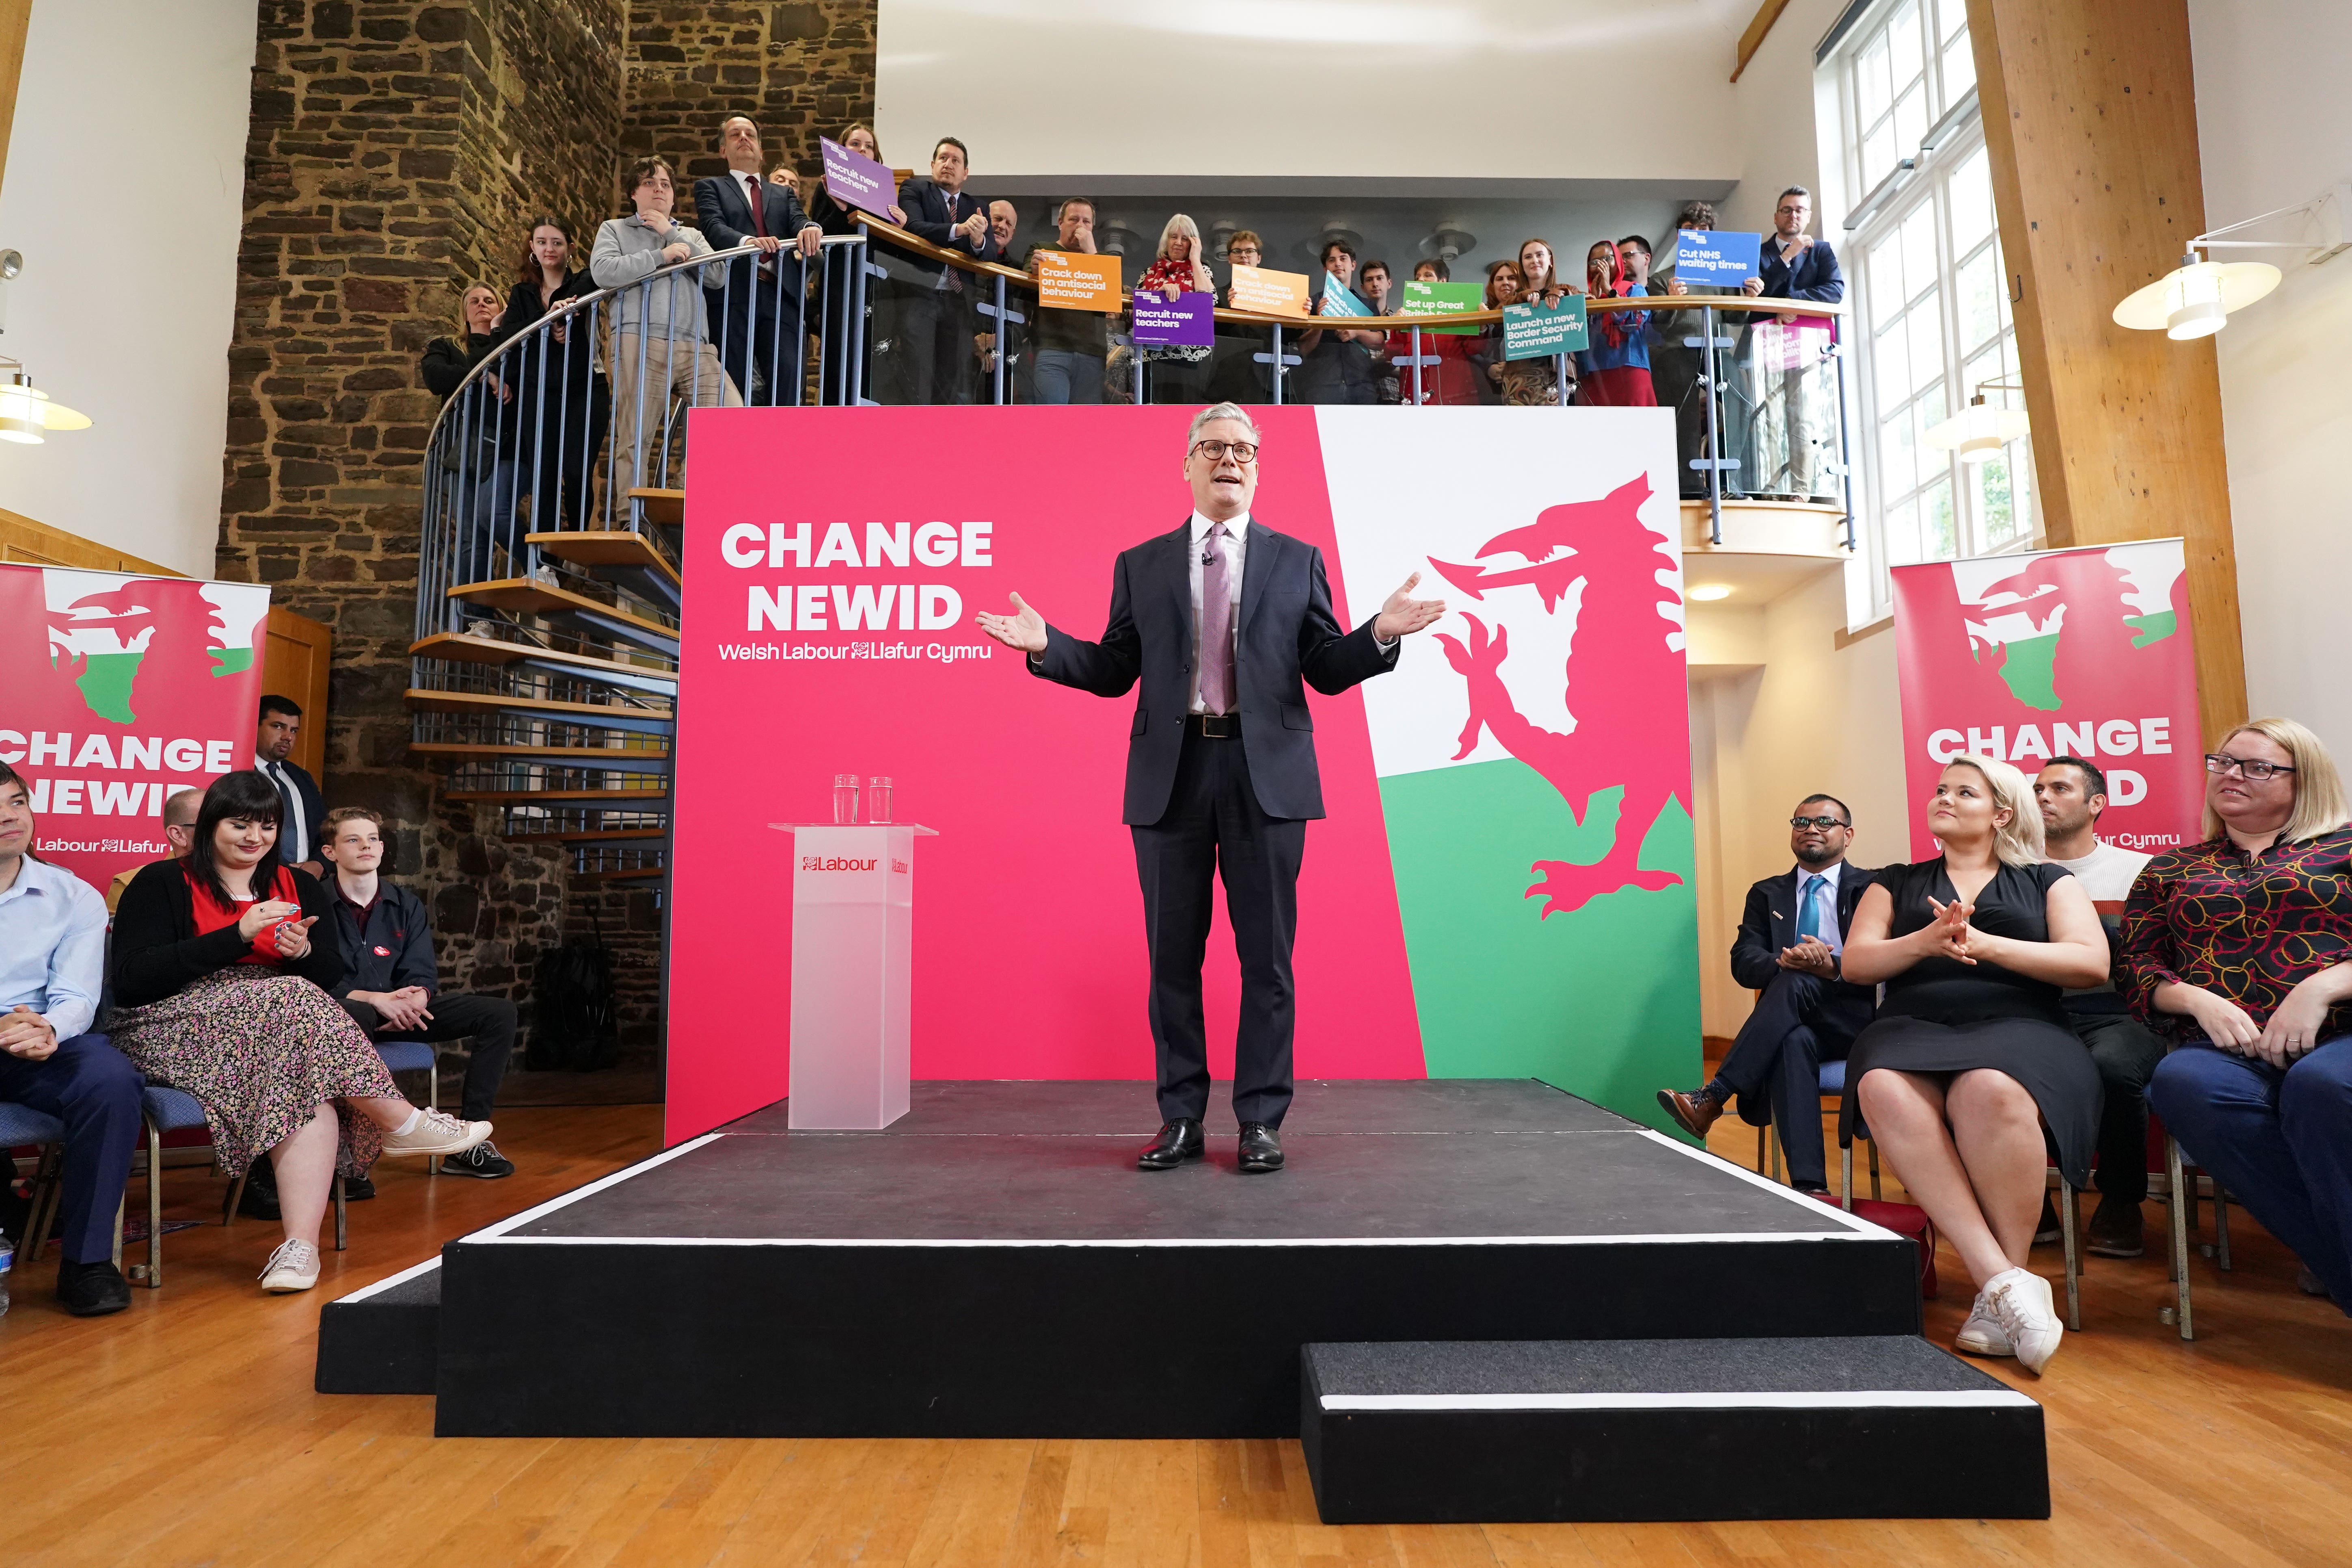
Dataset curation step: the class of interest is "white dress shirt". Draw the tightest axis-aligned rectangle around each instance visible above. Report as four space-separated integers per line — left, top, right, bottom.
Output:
0 857 107 1043
256 752 310 863
1187 509 1248 714
1792 858 1845 956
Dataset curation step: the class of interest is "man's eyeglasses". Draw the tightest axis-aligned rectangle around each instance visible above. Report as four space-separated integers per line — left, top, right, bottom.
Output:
1788 815 1848 830
2205 752 2296 781
1191 440 1258 463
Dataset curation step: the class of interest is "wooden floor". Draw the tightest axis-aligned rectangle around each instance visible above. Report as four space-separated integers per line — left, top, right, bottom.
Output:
3 1102 2349 1567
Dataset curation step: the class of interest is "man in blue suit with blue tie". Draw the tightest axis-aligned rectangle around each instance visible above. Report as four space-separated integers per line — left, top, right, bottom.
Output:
974 405 1445 1175
1658 795 1877 1195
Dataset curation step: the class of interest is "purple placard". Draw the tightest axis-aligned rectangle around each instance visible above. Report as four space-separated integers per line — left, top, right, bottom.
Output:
820 136 896 216
1131 290 1215 347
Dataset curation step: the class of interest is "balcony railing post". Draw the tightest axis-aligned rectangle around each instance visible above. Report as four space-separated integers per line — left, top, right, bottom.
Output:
1830 316 1856 552
1555 352 1570 408
1699 304 1724 545
853 227 881 406
1411 324 1423 406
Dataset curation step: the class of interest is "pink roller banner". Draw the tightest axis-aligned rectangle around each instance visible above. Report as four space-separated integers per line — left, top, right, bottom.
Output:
0 562 271 895
665 405 1700 1143
1890 540 2203 860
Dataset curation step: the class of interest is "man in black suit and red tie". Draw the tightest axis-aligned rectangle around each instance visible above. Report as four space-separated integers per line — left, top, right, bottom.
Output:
1658 795 1878 1194
693 114 824 406
975 405 1446 1174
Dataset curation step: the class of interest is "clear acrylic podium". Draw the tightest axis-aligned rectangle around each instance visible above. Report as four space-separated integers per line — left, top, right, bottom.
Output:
767 823 937 1129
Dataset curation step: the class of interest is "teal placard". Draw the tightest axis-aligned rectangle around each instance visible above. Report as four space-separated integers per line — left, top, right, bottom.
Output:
1503 297 1588 360
1400 280 1486 335
1316 275 1372 317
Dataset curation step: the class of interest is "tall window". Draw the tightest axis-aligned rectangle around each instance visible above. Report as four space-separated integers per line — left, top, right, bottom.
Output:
1832 0 2035 613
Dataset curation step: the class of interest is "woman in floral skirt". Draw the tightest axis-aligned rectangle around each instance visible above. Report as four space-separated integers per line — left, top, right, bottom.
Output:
110 771 491 1292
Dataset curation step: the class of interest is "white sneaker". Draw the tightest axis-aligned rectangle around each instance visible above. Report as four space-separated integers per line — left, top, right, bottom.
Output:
1955 1291 2015 1357
380 1108 492 1158
1981 1266 2063 1374
260 1238 320 1293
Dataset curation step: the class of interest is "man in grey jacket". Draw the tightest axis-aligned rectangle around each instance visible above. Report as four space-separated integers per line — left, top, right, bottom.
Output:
591 154 743 497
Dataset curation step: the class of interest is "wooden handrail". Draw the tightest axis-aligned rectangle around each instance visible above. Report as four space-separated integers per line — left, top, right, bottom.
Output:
852 212 1846 327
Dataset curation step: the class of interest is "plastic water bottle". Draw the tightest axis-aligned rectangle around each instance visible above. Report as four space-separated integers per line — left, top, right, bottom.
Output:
0 1240 13 1317
832 773 860 825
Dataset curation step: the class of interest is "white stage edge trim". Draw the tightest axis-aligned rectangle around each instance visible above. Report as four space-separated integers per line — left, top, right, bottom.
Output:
469 1230 1889 1248
1319 1389 2037 1412
461 1132 724 1242
1633 1127 1904 1241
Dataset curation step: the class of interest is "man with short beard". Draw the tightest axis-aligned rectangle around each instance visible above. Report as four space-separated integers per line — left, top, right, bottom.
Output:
1659 795 1879 1196
2035 755 2161 1256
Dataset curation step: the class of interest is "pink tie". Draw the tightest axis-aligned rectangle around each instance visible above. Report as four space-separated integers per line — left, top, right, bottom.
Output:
1199 523 1234 715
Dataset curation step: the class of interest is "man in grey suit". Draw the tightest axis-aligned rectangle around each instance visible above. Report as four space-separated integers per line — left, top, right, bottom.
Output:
975 404 1445 1173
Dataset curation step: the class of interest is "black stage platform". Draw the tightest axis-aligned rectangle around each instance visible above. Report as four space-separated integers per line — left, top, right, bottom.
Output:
356 1080 1929 1440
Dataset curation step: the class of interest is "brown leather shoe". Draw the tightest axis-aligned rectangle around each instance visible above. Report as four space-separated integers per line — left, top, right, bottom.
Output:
1657 1087 1723 1140
2086 1195 2144 1258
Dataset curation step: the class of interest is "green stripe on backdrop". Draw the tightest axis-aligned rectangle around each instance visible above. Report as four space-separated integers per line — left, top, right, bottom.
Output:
1378 756 1701 1134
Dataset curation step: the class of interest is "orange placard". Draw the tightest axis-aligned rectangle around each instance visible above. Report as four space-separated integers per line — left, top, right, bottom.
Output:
1227 264 1311 318
1030 251 1122 312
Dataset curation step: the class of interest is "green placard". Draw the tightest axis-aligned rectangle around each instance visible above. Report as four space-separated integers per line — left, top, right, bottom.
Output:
1399 280 1486 336
1503 297 1588 360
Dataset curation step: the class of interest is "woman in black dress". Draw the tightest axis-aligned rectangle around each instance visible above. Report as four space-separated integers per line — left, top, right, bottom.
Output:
502 217 611 527
1840 755 2108 1374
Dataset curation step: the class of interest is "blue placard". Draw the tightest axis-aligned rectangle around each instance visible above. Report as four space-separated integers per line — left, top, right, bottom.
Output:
1673 229 1762 287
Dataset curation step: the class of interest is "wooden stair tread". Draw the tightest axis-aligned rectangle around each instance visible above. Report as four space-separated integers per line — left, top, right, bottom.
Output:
506 828 667 844
405 689 674 721
529 527 681 584
448 578 676 639
443 787 671 803
410 631 676 681
410 742 671 763
624 488 685 527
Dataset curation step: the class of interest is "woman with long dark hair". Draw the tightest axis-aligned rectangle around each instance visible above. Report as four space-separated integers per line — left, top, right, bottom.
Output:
503 216 611 527
805 122 905 405
109 772 490 1294
1575 238 1656 406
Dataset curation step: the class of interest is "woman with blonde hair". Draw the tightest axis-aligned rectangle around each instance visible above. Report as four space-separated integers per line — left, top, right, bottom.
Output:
1838 756 2110 1373
2131 718 2352 1313
1135 213 1215 402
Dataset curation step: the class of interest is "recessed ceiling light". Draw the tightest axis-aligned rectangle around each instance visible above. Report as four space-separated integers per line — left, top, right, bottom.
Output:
1688 583 1732 601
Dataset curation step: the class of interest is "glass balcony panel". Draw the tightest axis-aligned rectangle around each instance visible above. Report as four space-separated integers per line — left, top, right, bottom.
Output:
1728 310 1842 501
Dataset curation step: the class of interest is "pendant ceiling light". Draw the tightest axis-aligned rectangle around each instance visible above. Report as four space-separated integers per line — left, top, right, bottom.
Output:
1924 377 2030 464
0 369 91 445
2110 184 2348 341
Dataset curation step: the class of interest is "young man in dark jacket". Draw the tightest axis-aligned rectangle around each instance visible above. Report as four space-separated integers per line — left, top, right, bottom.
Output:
317 807 518 1177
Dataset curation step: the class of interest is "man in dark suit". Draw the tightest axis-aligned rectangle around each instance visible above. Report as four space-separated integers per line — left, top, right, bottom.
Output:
880 136 997 405
1658 794 1876 1195
974 403 1445 1174
1733 186 1845 500
254 694 326 881
693 114 824 407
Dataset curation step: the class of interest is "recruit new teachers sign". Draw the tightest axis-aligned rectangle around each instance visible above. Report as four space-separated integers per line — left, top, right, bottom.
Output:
0 562 271 894
1891 540 2203 859
665 404 1695 1144
1131 291 1214 346
818 136 894 216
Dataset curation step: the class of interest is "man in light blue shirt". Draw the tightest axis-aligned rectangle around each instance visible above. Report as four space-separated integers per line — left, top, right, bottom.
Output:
0 762 143 1315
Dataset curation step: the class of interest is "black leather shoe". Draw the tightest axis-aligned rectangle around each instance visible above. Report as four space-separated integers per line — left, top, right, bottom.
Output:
1138 1119 1205 1170
236 1171 282 1221
343 1175 377 1201
56 1258 132 1317
1238 1123 1284 1173
2086 1195 2144 1258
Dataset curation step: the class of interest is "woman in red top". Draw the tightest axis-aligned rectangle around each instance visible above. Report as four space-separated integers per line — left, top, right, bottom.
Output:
1135 214 1216 404
2132 717 2352 1311
110 771 492 1293
1384 260 1480 406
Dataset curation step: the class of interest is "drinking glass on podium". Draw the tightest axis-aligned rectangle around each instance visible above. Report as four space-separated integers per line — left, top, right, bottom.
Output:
832 773 860 824
867 776 893 824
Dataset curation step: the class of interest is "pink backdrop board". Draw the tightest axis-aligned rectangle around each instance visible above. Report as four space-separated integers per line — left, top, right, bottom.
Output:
665 406 1424 1142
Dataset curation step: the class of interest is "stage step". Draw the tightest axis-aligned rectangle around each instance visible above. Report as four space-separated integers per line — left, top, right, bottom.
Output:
1301 1337 2047 1524
316 1256 442 1395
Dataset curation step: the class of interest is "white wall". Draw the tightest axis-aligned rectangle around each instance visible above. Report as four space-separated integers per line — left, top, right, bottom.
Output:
0 0 256 576
1687 569 1907 1036
2187 0 2352 758
879 1 1753 184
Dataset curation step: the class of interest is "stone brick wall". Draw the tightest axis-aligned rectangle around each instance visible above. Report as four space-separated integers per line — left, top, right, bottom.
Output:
622 1 878 231
219 1 877 1070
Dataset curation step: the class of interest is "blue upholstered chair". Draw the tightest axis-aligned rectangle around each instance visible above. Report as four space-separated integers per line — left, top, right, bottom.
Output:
135 1084 346 1289
373 1038 444 1172
1753 1058 1881 1201
1 1099 69 1275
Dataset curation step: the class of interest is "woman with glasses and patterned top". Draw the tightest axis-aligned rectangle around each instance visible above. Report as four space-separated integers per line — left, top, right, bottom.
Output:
2128 718 2352 1312
1837 755 2110 1375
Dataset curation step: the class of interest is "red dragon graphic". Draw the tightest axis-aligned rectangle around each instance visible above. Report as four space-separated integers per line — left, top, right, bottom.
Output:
1428 473 1691 917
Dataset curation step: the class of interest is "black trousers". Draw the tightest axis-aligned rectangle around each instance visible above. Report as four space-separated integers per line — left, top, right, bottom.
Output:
882 283 974 405
341 993 518 1122
1712 970 1864 1190
1132 728 1307 1129
0 1034 142 1264
2071 1009 2166 1203
712 280 806 407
